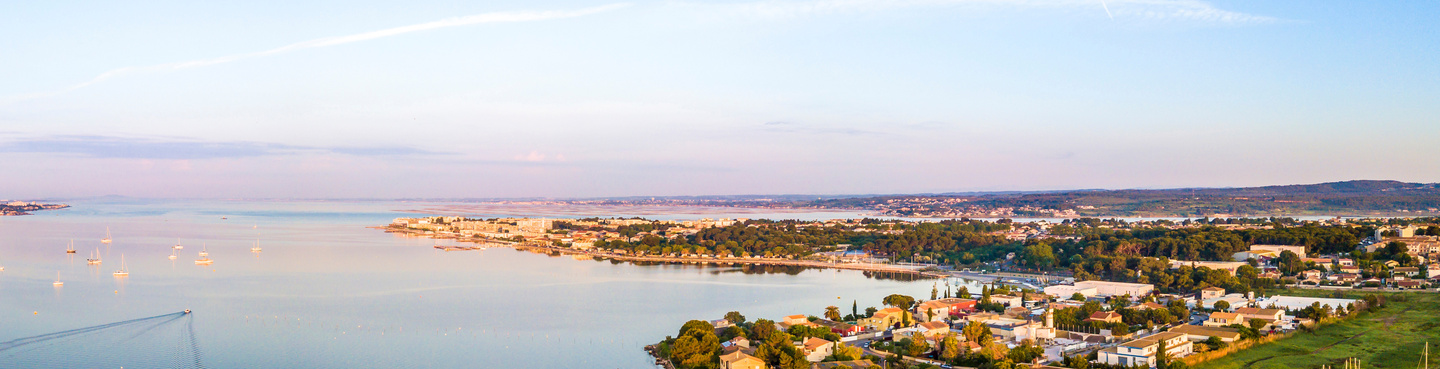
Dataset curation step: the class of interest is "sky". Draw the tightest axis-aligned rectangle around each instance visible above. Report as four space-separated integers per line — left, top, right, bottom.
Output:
1 0 1437 199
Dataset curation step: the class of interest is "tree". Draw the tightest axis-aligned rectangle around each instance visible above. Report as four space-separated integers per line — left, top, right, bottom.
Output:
852 300 859 320
1024 243 1057 269
933 283 940 300
1385 242 1409 258
831 343 863 361
866 307 879 317
725 311 746 325
1204 336 1227 350
962 321 994 345
1007 339 1044 363
939 334 962 361
1277 250 1304 275
980 340 1010 362
825 306 842 321
907 336 931 357
1155 336 1169 369
1247 318 1269 331
751 319 777 342
1214 300 1230 312
884 294 917 326
1071 293 1086 301
672 320 722 369
720 326 744 340
958 286 972 299
884 294 916 310
680 320 715 338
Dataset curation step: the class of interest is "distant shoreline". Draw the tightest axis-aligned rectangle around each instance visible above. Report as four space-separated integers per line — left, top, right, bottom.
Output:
371 226 948 278
0 202 69 216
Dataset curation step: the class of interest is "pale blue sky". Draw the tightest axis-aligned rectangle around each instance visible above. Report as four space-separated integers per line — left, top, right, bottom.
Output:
1 1 1437 198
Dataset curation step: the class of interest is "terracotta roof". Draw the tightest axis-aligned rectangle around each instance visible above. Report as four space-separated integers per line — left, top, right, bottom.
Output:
1087 311 1121 320
803 337 833 351
720 351 763 364
1169 325 1241 339
920 321 949 330
1234 307 1283 317
1209 312 1240 321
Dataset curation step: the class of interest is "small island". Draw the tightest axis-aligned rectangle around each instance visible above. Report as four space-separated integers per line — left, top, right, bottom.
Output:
0 200 69 216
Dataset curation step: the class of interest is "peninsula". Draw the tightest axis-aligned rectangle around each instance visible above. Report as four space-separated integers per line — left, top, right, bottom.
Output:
0 200 69 216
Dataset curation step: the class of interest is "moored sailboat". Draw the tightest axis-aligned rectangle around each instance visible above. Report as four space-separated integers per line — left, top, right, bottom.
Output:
66 240 76 254
101 227 112 244
113 255 129 277
87 248 102 265
195 249 213 265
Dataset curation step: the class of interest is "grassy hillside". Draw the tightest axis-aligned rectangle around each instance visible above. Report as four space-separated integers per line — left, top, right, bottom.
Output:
1192 289 1440 369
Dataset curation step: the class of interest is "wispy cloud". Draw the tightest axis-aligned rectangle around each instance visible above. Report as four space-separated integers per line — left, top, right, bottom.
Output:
760 121 880 136
699 0 1273 24
3 4 631 104
0 135 445 159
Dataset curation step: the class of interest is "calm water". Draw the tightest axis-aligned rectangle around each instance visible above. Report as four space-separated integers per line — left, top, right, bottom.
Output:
0 200 955 368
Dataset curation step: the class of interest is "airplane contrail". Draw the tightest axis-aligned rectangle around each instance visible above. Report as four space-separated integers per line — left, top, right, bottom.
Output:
1100 0 1114 19
3 3 631 104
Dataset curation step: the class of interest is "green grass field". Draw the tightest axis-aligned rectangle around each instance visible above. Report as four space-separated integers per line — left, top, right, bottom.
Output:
1193 289 1440 369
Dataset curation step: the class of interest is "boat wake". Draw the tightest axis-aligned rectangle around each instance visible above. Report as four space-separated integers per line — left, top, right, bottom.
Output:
0 311 205 368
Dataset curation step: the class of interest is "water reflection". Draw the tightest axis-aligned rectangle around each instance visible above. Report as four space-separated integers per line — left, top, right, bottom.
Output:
0 199 947 368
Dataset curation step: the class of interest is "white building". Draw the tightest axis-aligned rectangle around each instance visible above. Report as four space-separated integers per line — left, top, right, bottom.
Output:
1072 281 1154 298
1097 332 1193 368
1169 260 1248 275
1199 293 1250 310
1044 285 1099 299
1253 295 1358 311
1250 244 1307 257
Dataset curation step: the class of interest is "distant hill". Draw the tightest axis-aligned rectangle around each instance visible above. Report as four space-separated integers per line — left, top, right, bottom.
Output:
796 180 1440 218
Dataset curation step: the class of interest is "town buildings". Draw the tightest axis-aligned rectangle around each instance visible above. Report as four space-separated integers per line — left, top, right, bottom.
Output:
1097 332 1193 368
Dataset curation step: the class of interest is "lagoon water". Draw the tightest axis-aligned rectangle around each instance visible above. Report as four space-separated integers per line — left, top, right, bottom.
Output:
0 200 961 368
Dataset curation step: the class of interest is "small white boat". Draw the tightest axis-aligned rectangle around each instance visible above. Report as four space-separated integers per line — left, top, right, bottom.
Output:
199 244 209 258
195 253 213 265
173 239 183 250
101 227 112 244
169 249 178 260
251 240 262 253
66 240 76 254
53 272 62 286
113 255 129 278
